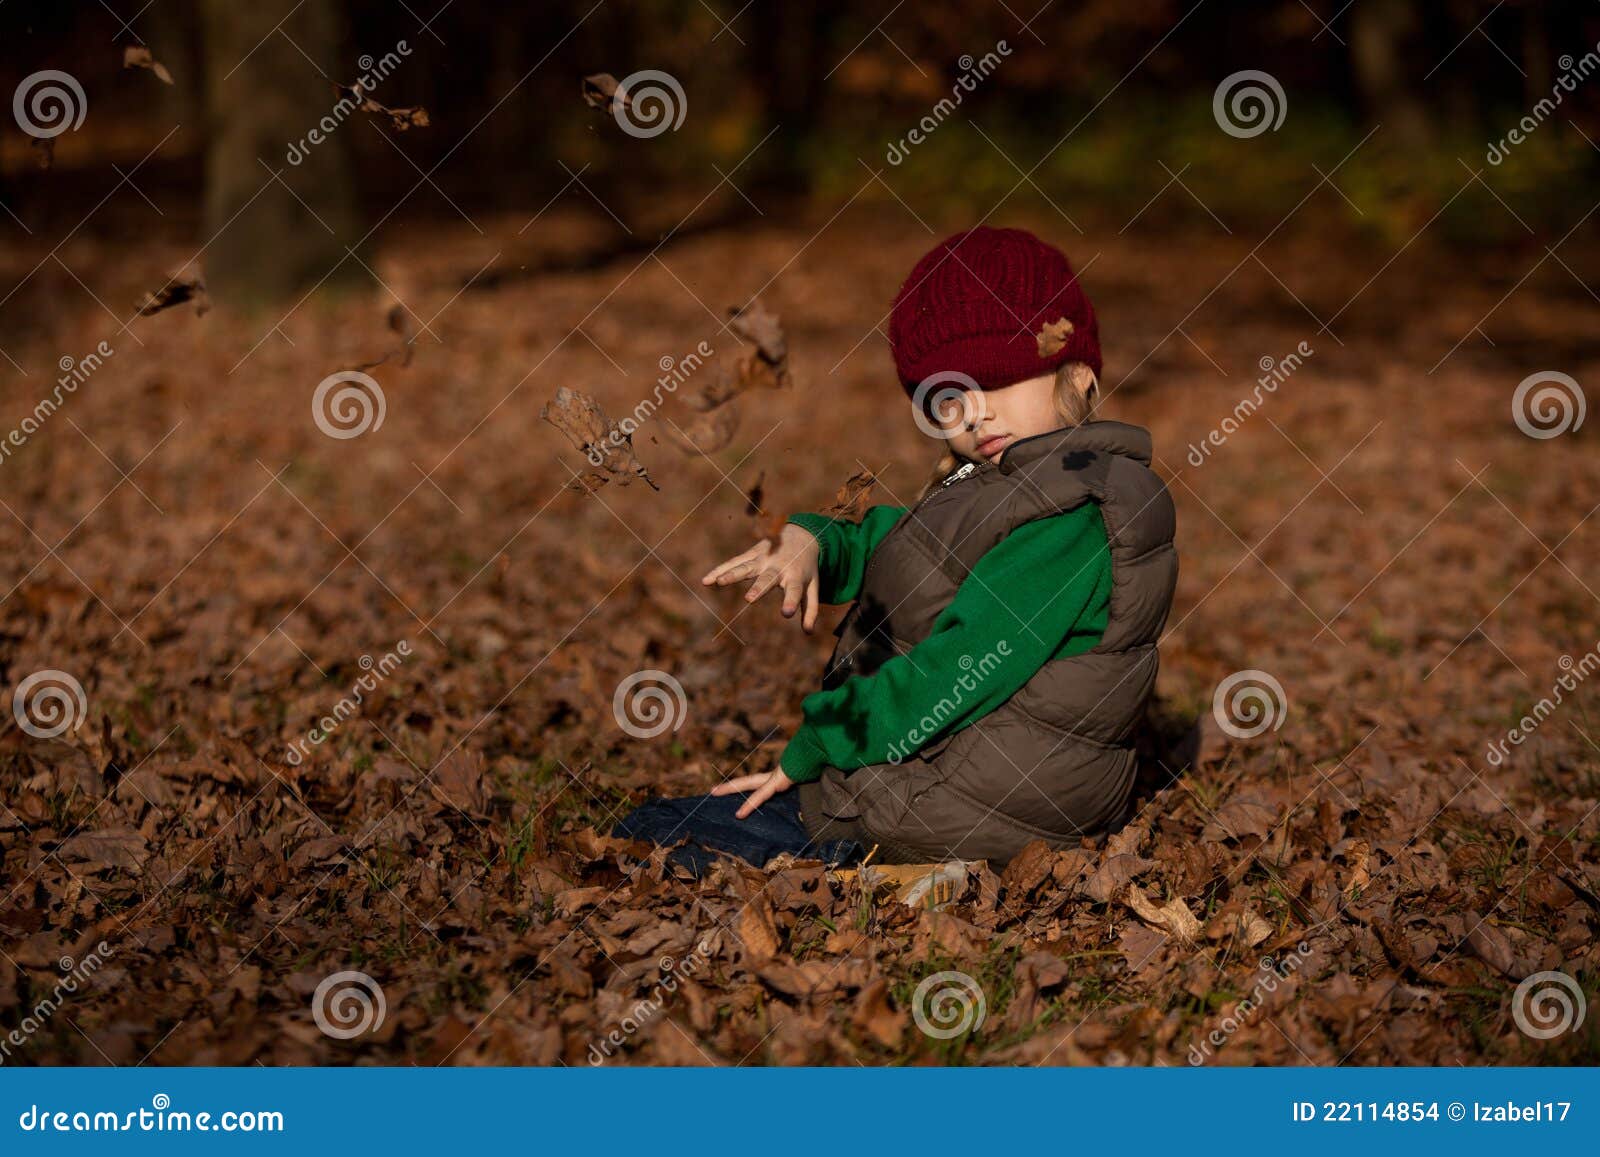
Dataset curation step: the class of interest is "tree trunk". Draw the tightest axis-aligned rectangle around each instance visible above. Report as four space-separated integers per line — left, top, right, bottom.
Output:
199 0 368 306
1350 1 1431 149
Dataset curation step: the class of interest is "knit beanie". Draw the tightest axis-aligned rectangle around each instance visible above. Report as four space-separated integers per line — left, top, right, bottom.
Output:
888 226 1101 395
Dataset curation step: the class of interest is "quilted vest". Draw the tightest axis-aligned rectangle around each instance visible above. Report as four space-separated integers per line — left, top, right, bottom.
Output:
796 420 1178 865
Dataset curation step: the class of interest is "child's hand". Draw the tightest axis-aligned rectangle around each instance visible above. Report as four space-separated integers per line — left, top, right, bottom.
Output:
700 524 821 632
711 767 794 819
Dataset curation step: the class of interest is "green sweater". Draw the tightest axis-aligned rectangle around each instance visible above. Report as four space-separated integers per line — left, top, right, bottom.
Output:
778 499 1113 783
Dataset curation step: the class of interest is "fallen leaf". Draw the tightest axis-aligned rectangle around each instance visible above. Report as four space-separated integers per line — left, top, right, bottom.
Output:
57 827 148 872
430 749 489 816
1124 884 1202 942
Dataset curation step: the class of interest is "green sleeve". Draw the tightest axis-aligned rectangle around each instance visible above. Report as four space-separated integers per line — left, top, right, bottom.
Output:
779 503 1112 783
785 505 907 605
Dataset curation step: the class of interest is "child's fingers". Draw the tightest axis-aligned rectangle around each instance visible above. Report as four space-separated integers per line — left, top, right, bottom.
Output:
779 571 802 618
711 773 769 796
735 778 779 819
744 570 780 603
802 575 819 633
701 543 767 585
705 557 756 586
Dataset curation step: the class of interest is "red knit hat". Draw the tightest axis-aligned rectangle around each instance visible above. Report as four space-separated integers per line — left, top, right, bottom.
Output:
888 226 1100 396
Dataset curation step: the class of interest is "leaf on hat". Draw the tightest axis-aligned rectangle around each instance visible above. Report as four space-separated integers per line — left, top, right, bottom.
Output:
1036 317 1075 358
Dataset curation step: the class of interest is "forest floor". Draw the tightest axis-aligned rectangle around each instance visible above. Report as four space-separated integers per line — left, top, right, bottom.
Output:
1 193 1599 1065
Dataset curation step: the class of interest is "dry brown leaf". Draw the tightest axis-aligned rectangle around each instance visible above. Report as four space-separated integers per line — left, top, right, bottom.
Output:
430 749 488 816
581 73 625 114
335 82 429 130
819 469 877 522
57 827 148 872
541 386 658 491
664 404 739 457
736 899 782 962
1035 316 1075 357
1124 884 1202 942
122 45 174 85
135 270 210 317
1083 854 1156 904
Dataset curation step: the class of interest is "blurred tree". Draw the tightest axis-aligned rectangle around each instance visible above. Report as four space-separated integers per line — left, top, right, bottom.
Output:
199 0 369 305
1350 1 1432 148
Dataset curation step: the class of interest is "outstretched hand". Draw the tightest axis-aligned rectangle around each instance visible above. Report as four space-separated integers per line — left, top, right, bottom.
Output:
700 524 822 633
711 768 795 819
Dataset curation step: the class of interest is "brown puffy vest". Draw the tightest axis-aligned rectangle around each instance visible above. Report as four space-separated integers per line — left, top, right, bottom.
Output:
796 420 1178 865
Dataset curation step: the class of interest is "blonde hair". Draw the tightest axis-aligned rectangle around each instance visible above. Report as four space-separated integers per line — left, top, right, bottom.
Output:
915 362 1100 500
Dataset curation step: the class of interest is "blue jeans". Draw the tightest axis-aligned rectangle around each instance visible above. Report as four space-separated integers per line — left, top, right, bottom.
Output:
611 791 865 878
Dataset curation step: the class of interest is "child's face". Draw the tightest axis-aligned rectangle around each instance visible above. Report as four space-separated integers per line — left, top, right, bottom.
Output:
933 372 1063 465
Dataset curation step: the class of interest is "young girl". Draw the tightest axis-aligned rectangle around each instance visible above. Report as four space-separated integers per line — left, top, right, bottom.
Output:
614 226 1177 874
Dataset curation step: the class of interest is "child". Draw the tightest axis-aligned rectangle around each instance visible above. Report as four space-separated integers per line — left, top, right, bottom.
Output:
614 226 1177 875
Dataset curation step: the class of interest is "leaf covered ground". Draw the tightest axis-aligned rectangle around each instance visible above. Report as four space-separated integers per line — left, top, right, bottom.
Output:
2 201 1599 1066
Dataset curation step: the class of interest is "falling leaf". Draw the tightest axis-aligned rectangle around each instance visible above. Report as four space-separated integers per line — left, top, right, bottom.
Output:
1035 316 1076 358
819 469 877 522
581 73 626 114
135 269 210 317
664 404 738 457
743 471 766 516
540 386 658 491
334 82 430 130
122 45 174 85
727 300 787 366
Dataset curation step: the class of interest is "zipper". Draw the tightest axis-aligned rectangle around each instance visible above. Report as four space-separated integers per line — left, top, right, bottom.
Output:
940 460 979 488
833 455 991 644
